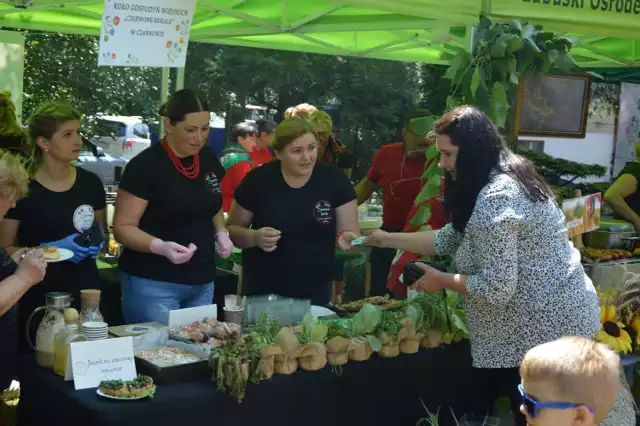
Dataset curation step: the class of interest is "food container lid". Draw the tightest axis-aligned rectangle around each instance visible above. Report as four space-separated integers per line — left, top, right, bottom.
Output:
598 218 635 232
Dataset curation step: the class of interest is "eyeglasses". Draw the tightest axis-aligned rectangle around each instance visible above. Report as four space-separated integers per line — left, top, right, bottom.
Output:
517 384 595 418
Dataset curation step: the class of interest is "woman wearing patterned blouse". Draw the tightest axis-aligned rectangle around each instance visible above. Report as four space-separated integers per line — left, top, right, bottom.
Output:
367 106 634 426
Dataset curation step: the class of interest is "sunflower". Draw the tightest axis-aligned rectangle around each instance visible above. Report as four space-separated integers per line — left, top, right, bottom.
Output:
596 305 633 354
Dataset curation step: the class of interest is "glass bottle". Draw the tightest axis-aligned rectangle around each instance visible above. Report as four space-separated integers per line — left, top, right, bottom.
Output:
78 289 104 326
53 308 87 376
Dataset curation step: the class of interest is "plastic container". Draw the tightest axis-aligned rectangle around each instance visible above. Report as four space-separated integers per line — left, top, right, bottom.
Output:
244 294 310 325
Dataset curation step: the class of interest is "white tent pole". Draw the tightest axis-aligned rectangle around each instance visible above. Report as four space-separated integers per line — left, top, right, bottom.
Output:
176 67 185 90
160 67 170 137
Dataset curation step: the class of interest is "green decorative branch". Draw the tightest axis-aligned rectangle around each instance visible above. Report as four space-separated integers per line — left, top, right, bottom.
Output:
409 16 579 227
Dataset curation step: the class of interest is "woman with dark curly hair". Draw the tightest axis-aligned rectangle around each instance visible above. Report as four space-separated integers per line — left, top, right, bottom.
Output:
366 106 634 425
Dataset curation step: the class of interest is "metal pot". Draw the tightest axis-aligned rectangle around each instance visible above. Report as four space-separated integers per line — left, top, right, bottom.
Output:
583 229 640 251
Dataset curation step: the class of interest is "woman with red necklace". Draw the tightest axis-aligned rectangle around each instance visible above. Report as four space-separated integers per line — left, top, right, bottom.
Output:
113 89 232 324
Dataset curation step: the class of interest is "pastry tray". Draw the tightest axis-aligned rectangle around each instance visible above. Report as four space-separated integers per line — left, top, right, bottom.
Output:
134 353 209 384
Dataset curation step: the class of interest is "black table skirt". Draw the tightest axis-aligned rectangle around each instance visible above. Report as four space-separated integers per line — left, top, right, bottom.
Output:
17 342 474 426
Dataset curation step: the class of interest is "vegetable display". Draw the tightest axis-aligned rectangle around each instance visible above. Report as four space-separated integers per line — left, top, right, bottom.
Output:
206 298 470 402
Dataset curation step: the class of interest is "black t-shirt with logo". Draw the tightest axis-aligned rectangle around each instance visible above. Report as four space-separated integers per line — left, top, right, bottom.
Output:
118 143 225 285
6 167 106 351
234 161 356 304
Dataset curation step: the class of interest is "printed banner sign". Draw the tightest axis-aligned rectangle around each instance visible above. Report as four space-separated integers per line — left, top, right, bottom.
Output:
99 0 196 67
490 0 640 38
613 83 640 177
562 193 601 238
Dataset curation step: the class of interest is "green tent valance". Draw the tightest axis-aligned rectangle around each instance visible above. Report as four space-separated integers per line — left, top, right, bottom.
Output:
0 0 480 63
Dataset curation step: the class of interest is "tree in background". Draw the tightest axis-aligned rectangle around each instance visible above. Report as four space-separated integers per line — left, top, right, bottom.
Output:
22 32 162 135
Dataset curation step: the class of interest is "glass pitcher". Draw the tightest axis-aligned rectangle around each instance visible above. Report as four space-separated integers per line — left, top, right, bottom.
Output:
26 292 72 368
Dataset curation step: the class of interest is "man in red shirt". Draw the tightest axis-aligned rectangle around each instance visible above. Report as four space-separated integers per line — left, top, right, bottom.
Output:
250 119 276 167
355 109 433 296
221 122 257 212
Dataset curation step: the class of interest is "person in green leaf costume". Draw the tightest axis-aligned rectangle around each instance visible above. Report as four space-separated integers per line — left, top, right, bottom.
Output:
355 110 435 296
220 122 257 212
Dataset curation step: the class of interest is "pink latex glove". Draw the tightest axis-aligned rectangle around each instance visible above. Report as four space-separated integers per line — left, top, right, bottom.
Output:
150 239 197 265
215 229 234 259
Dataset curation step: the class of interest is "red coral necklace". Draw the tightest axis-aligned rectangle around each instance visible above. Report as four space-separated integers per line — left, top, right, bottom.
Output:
162 139 200 179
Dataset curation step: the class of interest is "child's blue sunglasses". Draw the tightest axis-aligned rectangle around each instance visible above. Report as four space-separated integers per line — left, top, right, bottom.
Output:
518 384 596 418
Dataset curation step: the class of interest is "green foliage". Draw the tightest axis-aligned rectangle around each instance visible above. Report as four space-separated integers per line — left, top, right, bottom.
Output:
443 17 577 129
410 17 583 228
518 149 607 186
185 44 420 178
22 32 162 136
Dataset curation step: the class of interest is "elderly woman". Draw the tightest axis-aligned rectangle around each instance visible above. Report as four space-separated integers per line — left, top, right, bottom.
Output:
0 150 47 389
367 106 633 425
113 89 232 324
227 117 358 305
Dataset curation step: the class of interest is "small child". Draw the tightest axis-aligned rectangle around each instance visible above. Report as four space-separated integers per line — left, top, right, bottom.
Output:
519 336 621 426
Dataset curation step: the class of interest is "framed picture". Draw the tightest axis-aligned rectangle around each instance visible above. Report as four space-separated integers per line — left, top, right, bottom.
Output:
514 73 591 138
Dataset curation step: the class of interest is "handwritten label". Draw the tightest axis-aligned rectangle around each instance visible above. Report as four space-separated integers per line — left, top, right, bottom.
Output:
99 0 196 67
69 337 137 390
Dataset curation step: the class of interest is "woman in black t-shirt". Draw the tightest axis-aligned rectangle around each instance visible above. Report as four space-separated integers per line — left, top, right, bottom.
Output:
0 101 106 351
0 150 47 389
114 90 231 325
227 117 359 305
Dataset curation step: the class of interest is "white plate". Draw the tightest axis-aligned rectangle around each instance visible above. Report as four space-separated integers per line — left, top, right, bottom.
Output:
96 386 155 401
310 305 334 317
46 248 74 263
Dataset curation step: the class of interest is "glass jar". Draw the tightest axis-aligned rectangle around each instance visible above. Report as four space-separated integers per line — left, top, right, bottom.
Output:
78 289 104 326
53 309 87 377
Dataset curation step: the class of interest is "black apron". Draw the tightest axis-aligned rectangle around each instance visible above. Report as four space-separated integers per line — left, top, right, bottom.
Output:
0 249 18 390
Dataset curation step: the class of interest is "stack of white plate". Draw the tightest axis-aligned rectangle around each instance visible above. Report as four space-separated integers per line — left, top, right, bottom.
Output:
82 321 108 340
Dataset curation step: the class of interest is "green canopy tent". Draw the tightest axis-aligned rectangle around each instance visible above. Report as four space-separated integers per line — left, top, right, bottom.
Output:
0 0 480 64
486 0 640 68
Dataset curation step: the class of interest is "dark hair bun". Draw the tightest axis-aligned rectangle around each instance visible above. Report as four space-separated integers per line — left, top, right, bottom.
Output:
163 89 210 124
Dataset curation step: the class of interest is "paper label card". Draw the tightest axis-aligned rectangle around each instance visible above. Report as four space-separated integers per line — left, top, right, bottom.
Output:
168 304 217 329
69 336 136 390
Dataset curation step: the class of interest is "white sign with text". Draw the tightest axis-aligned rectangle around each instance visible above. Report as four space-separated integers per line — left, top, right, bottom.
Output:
99 0 196 67
69 336 137 390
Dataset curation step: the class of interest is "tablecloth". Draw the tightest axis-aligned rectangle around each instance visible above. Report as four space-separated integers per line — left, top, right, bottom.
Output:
17 342 474 426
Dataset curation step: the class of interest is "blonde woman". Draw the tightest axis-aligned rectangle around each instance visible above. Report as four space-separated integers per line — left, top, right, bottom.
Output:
227 117 358 304
0 101 106 351
0 150 47 389
0 92 27 158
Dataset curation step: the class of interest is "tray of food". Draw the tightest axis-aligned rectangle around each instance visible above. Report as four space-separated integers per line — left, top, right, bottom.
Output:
134 347 208 384
580 248 633 262
97 375 155 400
335 295 405 313
169 317 241 347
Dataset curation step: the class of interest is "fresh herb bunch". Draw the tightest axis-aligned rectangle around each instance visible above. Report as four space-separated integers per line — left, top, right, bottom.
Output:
249 311 281 348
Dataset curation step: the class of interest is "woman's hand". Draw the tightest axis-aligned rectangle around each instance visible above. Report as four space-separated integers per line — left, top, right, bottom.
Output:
150 239 197 264
11 247 31 264
88 242 105 259
253 227 281 252
44 234 91 264
410 262 446 293
337 231 358 252
215 229 234 259
364 229 391 248
15 249 47 287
